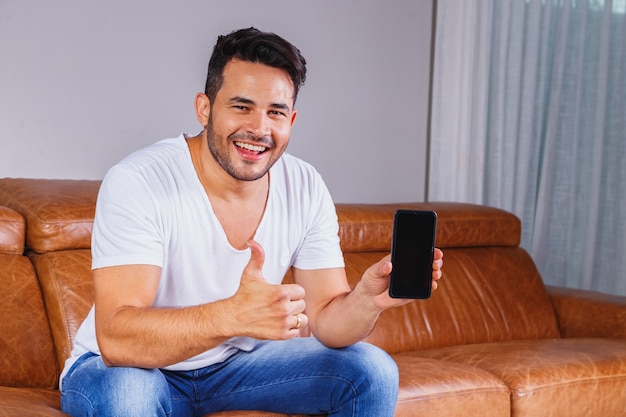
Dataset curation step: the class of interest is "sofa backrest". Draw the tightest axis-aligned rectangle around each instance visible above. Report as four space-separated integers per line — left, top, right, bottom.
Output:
0 179 97 369
0 178 562 362
0 178 98 253
336 202 561 353
0 205 58 388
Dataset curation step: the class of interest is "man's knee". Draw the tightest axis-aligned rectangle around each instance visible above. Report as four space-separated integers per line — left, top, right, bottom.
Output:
62 355 171 417
343 342 399 393
106 367 171 415
318 342 398 415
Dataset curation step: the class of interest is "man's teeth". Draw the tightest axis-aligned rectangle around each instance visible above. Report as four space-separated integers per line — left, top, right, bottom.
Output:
235 142 266 153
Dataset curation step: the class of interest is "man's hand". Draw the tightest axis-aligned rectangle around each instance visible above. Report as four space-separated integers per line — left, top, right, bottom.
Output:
431 248 444 290
357 248 444 312
225 240 308 340
93 240 310 368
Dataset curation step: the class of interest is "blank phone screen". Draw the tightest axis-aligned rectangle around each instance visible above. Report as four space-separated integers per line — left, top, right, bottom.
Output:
389 210 437 299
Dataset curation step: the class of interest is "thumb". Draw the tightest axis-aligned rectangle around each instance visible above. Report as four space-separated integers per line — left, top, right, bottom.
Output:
359 254 392 298
370 253 392 280
243 240 266 281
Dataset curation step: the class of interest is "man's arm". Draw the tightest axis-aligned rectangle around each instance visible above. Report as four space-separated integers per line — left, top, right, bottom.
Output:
294 249 443 348
94 241 306 368
93 264 227 368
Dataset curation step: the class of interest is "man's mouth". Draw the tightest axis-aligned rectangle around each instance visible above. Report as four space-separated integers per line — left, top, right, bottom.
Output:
234 141 269 154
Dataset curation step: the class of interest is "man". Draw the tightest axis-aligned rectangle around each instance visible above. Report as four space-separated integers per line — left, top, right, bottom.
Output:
61 27 443 417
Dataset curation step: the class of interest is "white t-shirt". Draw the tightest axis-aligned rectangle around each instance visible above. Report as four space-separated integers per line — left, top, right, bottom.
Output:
61 134 344 384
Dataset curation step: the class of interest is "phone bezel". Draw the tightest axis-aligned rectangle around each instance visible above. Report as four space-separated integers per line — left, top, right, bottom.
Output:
388 209 437 299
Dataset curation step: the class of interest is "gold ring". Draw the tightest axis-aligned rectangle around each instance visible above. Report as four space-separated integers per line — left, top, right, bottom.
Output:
294 314 302 329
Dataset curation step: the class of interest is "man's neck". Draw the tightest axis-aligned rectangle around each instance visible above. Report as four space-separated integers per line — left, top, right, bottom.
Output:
186 134 268 202
186 134 270 249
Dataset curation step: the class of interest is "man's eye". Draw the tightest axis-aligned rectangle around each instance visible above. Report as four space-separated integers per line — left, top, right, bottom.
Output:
270 110 286 117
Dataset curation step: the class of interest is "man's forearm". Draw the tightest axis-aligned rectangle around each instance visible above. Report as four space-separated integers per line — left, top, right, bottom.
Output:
96 302 232 368
310 283 382 348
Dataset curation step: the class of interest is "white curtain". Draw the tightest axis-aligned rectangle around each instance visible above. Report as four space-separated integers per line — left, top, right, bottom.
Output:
429 0 626 296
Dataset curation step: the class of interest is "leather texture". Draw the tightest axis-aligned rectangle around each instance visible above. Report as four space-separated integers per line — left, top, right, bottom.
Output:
416 338 626 417
347 247 561 353
392 354 510 417
0 252 58 388
29 250 94 370
546 285 626 339
1 178 625 417
336 202 521 252
0 178 99 253
0 387 63 416
0 206 25 255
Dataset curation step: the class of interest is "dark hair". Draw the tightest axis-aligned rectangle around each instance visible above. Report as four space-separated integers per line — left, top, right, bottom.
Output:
204 27 307 105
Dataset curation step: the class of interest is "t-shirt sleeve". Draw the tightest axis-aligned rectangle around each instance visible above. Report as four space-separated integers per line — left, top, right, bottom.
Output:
91 165 164 270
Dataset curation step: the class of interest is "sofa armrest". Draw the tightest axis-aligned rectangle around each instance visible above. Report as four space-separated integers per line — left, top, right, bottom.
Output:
546 285 626 339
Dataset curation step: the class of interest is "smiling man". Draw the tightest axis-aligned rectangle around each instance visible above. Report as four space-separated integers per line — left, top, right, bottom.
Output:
59 27 443 417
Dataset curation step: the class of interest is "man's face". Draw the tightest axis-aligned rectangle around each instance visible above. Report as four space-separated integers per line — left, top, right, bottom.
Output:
206 59 297 182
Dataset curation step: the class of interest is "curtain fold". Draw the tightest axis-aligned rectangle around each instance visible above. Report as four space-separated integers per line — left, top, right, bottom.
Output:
429 0 626 295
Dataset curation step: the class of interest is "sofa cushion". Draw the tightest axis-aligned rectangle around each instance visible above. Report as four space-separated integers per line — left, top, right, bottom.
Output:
0 252 58 388
29 250 94 368
392 354 510 417
547 285 626 339
416 338 626 417
0 206 25 255
0 387 65 416
336 202 520 252
0 179 100 253
345 247 560 352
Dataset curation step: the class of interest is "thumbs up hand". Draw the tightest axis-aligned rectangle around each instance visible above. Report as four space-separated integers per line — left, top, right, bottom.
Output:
226 240 307 340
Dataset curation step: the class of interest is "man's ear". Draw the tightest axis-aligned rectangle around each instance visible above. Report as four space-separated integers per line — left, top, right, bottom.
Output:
290 109 298 127
195 93 211 126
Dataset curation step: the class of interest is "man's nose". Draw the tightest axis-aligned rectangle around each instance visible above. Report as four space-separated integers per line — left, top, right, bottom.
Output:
246 111 271 138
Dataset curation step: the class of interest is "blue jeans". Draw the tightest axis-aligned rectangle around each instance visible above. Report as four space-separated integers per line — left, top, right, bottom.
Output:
61 338 398 417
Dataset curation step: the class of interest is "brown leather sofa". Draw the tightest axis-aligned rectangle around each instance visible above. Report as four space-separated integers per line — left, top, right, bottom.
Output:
1 177 625 417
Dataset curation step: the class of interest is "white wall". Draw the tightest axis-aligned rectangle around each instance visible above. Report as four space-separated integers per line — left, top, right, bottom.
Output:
0 0 434 203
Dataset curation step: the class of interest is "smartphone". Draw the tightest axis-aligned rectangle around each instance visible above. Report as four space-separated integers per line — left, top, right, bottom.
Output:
389 210 437 299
